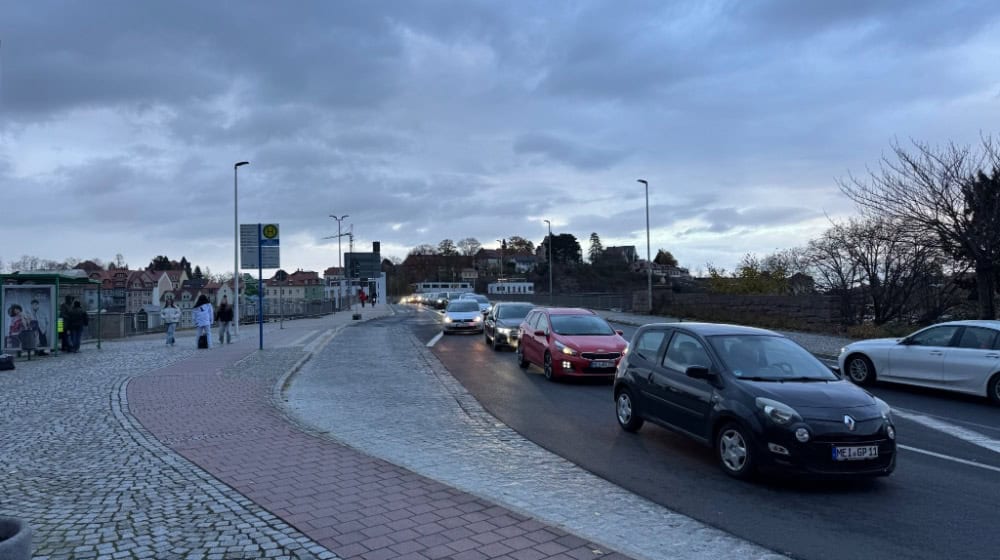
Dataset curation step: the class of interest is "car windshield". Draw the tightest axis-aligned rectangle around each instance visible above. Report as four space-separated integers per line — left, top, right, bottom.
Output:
447 301 479 313
462 294 489 304
498 304 534 320
550 314 614 336
708 335 837 381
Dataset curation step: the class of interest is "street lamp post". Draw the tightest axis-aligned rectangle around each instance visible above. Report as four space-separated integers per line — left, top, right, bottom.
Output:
543 220 553 304
637 179 652 314
233 161 249 334
496 239 505 280
329 214 349 311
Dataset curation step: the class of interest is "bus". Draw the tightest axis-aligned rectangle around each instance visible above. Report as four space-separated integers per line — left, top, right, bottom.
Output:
411 281 473 294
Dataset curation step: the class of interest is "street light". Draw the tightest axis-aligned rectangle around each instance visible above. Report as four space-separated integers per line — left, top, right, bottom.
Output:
543 220 553 304
329 214 349 311
637 179 652 314
233 161 249 335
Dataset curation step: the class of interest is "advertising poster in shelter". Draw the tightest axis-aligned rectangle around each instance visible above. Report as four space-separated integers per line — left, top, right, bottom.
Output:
2 285 55 353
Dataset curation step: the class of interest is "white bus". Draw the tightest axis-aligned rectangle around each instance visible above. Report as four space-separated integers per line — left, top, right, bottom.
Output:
411 281 473 294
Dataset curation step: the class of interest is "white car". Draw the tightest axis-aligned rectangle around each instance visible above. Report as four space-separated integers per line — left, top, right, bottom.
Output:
459 293 492 315
838 320 1000 404
441 300 484 334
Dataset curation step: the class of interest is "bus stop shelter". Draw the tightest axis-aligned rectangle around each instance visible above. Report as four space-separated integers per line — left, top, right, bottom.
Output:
1 270 102 356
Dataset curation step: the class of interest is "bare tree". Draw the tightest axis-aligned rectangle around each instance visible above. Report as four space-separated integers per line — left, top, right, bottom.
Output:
437 239 458 256
409 244 437 256
839 138 1000 318
457 237 481 257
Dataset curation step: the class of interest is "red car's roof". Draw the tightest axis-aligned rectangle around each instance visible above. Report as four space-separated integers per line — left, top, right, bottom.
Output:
540 307 597 316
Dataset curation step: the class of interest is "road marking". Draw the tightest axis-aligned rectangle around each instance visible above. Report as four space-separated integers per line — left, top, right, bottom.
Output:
893 409 1000 455
899 445 1000 473
304 329 336 353
426 332 443 348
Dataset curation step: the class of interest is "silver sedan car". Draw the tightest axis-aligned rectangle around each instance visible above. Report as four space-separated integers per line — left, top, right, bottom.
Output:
838 320 1000 404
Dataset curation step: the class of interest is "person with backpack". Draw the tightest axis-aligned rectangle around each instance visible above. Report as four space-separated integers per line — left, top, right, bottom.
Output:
192 294 214 349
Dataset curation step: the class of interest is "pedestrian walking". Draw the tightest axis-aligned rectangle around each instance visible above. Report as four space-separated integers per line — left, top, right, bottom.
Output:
192 294 214 349
66 301 89 352
161 298 180 346
216 296 234 345
370 291 377 305
359 290 367 308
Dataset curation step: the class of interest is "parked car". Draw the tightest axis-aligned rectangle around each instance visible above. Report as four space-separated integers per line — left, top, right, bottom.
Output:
614 322 897 479
484 302 535 350
838 320 1000 404
441 300 484 334
459 293 492 314
516 307 627 381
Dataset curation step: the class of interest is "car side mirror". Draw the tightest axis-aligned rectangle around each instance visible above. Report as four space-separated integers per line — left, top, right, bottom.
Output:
685 365 712 380
615 330 624 336
534 329 545 337
828 364 842 376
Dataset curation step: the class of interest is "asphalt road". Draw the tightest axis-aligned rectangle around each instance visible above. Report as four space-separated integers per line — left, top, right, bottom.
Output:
399 304 1000 560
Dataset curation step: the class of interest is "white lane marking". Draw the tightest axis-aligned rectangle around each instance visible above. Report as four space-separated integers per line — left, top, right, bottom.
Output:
899 445 1000 474
426 332 443 348
893 409 1000 455
893 406 1000 434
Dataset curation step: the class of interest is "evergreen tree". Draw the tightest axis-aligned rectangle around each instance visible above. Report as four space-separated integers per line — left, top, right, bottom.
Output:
588 233 604 263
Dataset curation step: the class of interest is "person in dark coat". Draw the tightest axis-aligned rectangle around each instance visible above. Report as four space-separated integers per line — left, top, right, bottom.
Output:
216 296 234 345
66 301 89 352
59 295 74 352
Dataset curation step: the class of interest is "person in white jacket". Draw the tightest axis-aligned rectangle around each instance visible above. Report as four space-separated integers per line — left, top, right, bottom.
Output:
162 298 181 346
192 294 214 348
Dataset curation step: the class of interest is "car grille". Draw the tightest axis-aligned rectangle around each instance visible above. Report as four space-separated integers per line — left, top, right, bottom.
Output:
581 351 621 360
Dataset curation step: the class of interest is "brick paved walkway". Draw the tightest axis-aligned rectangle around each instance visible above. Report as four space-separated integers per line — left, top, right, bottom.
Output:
128 317 633 560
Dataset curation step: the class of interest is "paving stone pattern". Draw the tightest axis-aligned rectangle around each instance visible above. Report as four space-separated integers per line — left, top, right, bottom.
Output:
129 325 632 560
286 319 786 560
0 334 335 560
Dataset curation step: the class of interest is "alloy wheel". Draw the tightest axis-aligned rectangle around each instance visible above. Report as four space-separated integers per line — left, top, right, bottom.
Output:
719 428 749 473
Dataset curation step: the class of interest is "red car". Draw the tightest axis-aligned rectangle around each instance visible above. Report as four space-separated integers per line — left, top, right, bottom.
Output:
516 307 628 381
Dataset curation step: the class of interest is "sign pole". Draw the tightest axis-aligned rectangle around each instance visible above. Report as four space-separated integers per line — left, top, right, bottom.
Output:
258 223 264 350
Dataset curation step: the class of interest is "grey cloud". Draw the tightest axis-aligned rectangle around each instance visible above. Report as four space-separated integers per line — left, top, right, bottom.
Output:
513 132 627 170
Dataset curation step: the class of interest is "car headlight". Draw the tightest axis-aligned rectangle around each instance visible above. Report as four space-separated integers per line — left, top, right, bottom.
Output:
554 340 578 356
755 398 801 425
874 397 892 422
497 327 511 334
839 346 847 355
473 315 482 323
444 317 453 323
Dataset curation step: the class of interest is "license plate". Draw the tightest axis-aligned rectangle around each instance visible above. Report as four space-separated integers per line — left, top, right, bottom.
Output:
832 445 879 461
591 360 614 368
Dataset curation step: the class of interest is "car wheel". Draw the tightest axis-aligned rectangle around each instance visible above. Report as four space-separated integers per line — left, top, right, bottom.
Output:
543 352 557 381
484 330 491 346
716 422 755 480
989 374 1000 405
516 344 529 369
615 388 644 433
491 332 500 351
846 354 876 386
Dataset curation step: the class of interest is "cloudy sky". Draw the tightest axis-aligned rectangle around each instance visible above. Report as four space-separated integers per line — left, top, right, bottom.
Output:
2 1 999 277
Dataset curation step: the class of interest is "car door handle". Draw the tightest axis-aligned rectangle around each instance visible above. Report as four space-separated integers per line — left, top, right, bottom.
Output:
647 372 654 383
986 354 1000 359
928 351 944 356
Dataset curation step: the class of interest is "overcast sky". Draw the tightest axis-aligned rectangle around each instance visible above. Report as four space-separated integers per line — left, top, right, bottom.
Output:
2 1 999 277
